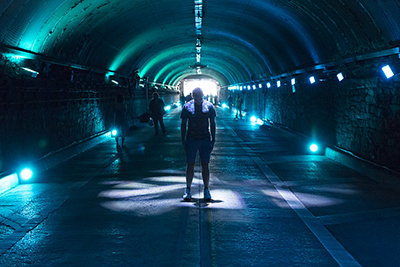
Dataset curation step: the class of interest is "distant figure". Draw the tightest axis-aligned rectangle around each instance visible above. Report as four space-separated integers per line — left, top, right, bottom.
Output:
180 92 186 106
185 94 193 103
228 94 233 114
235 95 243 120
149 92 166 135
114 93 128 151
180 87 216 201
130 69 140 89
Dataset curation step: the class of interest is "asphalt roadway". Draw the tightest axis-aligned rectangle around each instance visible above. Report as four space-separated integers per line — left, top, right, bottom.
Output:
1 105 400 267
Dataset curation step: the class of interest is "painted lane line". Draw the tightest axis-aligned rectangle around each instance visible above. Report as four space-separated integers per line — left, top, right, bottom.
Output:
221 120 361 267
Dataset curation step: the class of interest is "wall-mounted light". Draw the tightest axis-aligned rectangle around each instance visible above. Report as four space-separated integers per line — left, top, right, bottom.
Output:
247 85 251 90
309 76 316 84
111 129 118 137
22 67 39 78
267 82 271 88
19 167 33 181
337 72 344 82
291 78 296 85
277 81 281 88
382 65 394 79
259 83 262 88
111 80 119 85
252 85 256 90
309 144 318 153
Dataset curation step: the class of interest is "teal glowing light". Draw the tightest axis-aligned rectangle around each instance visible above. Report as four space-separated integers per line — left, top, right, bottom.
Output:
111 129 118 137
164 105 171 111
309 76 316 84
222 103 228 108
250 116 257 123
310 144 318 152
20 168 33 181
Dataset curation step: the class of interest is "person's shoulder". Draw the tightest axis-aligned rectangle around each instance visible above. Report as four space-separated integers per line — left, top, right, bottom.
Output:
183 99 194 108
203 100 215 109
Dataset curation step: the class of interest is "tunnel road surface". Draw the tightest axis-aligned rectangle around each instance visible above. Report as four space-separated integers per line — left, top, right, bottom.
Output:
1 106 400 266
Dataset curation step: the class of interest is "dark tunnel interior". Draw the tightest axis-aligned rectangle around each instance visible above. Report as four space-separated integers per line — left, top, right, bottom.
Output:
1 0 400 173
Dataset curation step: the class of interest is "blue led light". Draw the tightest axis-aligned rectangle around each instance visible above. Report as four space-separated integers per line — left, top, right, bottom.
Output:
382 65 394 79
20 168 33 181
337 72 344 82
310 144 318 152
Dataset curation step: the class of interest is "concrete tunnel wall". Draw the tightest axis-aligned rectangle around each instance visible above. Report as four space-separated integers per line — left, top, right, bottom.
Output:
0 61 179 174
229 57 400 173
1 55 400 176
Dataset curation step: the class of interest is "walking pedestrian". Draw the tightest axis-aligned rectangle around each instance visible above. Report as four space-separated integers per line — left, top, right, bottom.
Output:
113 93 128 152
235 95 243 120
149 92 166 135
180 87 216 201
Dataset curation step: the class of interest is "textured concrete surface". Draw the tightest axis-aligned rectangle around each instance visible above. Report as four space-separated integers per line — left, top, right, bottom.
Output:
1 106 400 266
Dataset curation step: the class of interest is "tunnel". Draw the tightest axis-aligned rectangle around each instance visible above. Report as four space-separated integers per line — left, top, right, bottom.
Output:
1 0 400 266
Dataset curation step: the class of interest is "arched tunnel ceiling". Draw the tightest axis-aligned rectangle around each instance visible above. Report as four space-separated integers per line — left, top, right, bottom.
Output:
1 0 400 87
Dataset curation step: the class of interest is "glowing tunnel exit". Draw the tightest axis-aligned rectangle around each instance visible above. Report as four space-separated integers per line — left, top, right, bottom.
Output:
183 79 218 97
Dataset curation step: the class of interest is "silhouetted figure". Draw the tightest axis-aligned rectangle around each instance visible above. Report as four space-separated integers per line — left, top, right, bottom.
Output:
149 92 166 135
181 87 216 201
114 93 128 152
235 95 243 120
228 94 233 114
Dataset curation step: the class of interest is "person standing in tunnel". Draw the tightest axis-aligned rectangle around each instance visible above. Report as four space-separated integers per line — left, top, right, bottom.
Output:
181 87 216 201
235 95 243 120
228 94 233 114
149 92 166 135
113 93 128 152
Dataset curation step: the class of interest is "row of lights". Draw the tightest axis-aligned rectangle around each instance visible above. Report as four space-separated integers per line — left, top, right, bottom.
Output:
220 104 321 153
228 64 396 91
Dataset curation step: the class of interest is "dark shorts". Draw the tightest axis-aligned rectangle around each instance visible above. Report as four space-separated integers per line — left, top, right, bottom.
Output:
185 139 212 164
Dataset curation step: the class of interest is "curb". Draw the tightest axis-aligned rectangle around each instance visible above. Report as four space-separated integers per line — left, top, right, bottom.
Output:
325 146 400 192
0 131 111 195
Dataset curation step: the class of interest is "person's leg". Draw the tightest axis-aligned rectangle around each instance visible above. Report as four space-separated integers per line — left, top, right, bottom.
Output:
115 137 119 147
159 117 166 135
186 163 195 189
154 117 160 134
199 139 212 191
201 163 210 189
